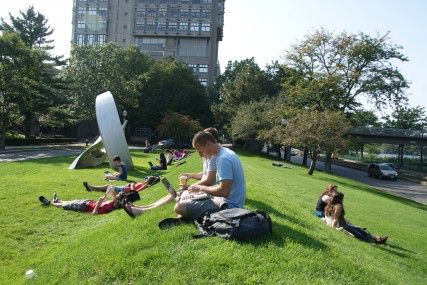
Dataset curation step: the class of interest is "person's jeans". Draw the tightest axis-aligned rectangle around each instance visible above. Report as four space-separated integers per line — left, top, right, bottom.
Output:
344 224 373 242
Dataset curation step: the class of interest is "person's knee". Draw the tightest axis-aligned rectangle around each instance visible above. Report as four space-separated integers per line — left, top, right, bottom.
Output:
174 202 186 216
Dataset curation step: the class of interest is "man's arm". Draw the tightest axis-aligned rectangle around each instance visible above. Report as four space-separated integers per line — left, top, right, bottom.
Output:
194 170 216 186
188 179 232 198
92 196 105 214
181 172 203 181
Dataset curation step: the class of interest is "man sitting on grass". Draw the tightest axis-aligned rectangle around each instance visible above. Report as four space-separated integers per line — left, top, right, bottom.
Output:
104 155 128 181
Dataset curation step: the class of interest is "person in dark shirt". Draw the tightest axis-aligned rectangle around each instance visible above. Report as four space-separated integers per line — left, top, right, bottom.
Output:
149 153 167 170
104 155 128 181
313 184 337 218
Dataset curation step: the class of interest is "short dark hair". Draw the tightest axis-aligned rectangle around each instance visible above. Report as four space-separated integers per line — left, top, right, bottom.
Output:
113 155 121 161
192 131 216 147
204 127 219 141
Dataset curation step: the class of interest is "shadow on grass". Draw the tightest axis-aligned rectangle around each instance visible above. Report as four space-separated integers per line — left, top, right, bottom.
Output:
233 221 327 250
315 176 427 211
246 198 310 228
375 243 416 259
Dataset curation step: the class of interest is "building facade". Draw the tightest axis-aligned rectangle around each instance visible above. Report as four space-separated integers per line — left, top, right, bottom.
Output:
72 0 224 86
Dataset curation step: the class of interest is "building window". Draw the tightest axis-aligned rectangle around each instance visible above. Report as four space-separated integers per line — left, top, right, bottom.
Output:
201 23 210 32
158 8 167 18
98 7 108 16
190 22 199 32
135 21 145 30
138 37 166 57
157 22 166 32
180 9 190 18
135 8 146 18
147 8 156 17
77 7 86 16
199 64 208 73
201 0 212 4
192 0 201 4
159 0 168 4
188 64 197 72
191 9 200 18
98 34 106 44
168 7 179 18
199 78 208 86
124 11 128 16
123 25 127 30
169 0 179 4
179 22 188 32
77 20 85 29
148 0 157 4
181 0 190 4
88 7 97 15
87 34 95 45
76 34 85 45
168 22 177 32
201 9 210 18
98 20 107 30
146 21 156 31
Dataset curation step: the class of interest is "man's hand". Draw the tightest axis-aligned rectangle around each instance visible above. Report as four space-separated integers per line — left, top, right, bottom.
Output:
188 184 203 193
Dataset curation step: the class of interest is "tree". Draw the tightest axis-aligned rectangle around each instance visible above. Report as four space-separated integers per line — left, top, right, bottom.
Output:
1 6 68 138
279 28 409 171
229 98 276 149
64 43 152 120
139 57 213 129
383 105 426 130
156 112 202 143
211 58 279 134
0 6 53 49
279 110 351 175
282 28 409 112
0 32 36 149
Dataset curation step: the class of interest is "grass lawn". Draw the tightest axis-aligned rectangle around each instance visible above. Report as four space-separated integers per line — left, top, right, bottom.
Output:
0 149 426 284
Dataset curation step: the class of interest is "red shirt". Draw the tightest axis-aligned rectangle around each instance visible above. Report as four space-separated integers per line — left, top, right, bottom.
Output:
124 182 148 192
85 200 116 214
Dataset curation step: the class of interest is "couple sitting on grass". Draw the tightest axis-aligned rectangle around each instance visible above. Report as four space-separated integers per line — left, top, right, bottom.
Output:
123 127 247 221
314 185 388 244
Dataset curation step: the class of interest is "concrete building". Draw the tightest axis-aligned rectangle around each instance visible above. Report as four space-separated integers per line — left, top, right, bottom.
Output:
71 0 224 86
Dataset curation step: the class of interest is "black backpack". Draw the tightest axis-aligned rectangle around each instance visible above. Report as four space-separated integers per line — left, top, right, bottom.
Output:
194 208 272 241
116 191 140 208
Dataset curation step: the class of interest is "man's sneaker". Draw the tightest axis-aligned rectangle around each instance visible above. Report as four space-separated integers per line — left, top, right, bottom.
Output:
83 181 91 192
52 193 59 203
148 161 153 167
38 196 50 206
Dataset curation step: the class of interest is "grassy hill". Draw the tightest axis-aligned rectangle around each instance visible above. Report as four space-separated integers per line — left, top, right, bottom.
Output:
0 149 426 284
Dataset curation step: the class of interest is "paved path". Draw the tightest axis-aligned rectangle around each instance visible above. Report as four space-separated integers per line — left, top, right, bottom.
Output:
288 155 427 205
0 147 83 162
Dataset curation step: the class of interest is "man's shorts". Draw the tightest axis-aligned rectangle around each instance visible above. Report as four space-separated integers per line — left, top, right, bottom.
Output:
180 193 227 220
63 200 90 212
114 186 126 193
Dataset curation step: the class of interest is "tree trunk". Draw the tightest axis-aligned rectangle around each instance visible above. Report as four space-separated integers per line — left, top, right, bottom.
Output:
308 150 318 175
302 147 308 166
23 112 33 139
0 119 5 150
284 146 292 162
324 151 332 173
276 145 282 160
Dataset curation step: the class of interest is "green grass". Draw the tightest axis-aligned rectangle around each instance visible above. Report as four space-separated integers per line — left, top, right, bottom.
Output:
0 149 426 284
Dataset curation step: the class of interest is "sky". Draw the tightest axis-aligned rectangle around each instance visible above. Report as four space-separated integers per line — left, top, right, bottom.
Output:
1 0 426 112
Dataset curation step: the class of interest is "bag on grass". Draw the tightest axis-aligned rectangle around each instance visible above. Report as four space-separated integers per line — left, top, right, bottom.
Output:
193 208 272 241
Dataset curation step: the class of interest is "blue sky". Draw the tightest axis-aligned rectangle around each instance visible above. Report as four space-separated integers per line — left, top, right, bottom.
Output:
1 0 426 111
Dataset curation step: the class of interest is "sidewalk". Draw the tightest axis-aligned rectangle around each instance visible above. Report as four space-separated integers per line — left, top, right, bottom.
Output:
0 143 87 154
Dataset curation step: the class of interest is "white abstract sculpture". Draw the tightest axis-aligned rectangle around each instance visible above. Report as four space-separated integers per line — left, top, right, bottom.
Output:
69 91 133 170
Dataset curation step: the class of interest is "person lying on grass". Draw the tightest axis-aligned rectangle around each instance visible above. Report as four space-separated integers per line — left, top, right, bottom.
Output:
83 176 160 194
313 184 338 218
324 191 388 244
38 186 119 215
104 155 128 181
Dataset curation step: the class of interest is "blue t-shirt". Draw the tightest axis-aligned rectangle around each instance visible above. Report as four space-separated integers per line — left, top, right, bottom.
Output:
202 156 217 181
117 163 128 180
216 147 246 208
